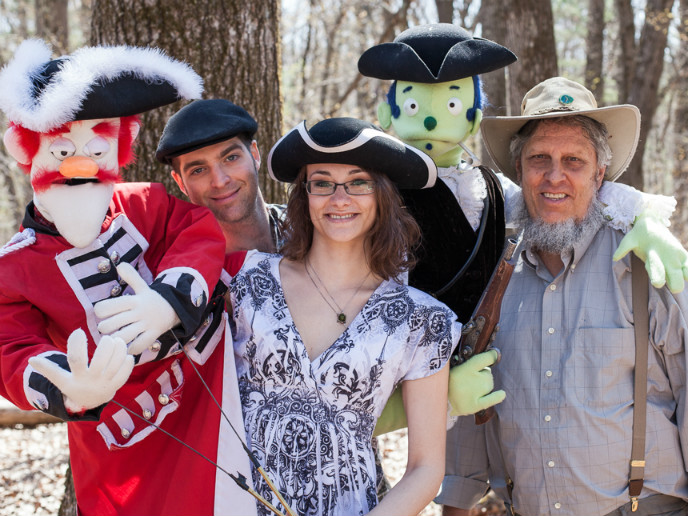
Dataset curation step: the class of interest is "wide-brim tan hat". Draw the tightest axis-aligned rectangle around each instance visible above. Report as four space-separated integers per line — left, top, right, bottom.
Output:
480 76 640 182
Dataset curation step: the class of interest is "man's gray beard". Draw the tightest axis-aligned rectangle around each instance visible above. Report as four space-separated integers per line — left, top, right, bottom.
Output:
514 194 606 255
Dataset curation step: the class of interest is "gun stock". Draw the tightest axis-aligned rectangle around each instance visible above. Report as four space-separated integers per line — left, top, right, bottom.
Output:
450 238 518 425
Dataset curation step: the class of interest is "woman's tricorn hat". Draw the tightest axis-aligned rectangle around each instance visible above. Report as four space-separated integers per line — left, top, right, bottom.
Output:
0 39 203 133
358 23 516 83
480 77 641 182
268 117 437 189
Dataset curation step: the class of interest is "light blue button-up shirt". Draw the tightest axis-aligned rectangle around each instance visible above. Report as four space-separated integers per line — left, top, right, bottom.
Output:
437 223 688 516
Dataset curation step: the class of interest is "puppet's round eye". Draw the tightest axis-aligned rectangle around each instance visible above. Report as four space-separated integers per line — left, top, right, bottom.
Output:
49 138 76 160
84 136 110 158
447 97 463 116
403 98 419 116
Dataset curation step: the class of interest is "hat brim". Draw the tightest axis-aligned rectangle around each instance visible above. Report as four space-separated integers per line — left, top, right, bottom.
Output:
268 121 437 190
480 104 640 182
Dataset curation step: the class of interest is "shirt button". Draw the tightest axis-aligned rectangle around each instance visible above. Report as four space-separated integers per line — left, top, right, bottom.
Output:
549 284 557 291
545 370 553 377
150 341 161 352
570 264 576 270
98 260 111 273
554 502 562 509
544 415 552 422
158 394 170 405
110 251 120 264
110 284 122 296
548 328 555 335
548 460 555 467
121 428 131 439
143 409 153 420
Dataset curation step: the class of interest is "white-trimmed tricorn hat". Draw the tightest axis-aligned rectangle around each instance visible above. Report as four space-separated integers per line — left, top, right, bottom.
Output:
268 117 437 189
0 39 203 133
480 76 640 182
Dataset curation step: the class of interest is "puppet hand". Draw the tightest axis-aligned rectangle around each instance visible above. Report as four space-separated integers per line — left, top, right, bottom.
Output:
613 211 688 293
373 387 407 437
448 350 505 417
95 262 181 355
28 329 134 412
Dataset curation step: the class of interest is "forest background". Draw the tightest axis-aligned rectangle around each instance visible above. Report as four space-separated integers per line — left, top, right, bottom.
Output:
0 0 686 515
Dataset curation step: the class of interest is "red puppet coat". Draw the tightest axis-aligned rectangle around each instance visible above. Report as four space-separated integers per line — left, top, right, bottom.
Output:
0 182 255 516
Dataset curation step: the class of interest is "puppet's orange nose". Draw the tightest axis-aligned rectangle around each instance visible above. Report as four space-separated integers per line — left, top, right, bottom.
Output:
58 156 99 178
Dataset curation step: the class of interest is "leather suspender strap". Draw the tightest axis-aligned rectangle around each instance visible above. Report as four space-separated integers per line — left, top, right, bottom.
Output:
629 254 649 512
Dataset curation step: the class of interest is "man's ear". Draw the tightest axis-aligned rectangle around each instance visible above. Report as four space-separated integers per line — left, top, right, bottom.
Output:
171 170 187 196
377 102 392 129
596 165 606 188
468 109 482 136
3 126 32 165
250 140 261 169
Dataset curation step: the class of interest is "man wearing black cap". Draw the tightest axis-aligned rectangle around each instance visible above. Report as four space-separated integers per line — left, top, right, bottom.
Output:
157 99 283 255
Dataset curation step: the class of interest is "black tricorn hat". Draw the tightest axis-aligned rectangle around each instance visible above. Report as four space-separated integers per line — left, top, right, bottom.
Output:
0 39 203 133
268 117 437 189
156 99 258 164
358 23 516 83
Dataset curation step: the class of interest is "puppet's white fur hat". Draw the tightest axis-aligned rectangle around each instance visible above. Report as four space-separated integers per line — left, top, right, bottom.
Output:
0 39 203 132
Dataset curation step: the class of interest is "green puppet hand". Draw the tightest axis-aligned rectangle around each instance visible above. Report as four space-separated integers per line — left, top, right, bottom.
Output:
373 386 407 437
613 211 688 293
448 350 506 417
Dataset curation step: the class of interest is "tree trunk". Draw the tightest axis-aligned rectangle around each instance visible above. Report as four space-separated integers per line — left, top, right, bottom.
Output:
672 0 688 244
614 0 636 103
35 0 69 54
620 0 675 189
477 0 510 170
585 0 605 102
435 0 454 23
502 0 558 115
90 0 285 203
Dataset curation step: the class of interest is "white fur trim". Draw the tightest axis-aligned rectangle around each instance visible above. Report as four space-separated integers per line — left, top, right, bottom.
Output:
0 39 203 132
599 182 676 233
438 165 487 231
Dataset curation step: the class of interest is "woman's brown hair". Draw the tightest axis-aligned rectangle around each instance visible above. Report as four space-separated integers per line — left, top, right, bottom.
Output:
280 168 421 281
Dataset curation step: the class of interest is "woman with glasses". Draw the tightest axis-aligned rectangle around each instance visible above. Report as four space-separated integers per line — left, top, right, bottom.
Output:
228 118 455 516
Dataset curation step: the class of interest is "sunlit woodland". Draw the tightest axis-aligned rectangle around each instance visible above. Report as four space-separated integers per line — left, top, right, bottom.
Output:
0 1 686 514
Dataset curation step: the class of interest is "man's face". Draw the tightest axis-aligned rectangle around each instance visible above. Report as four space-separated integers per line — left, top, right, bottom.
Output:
517 121 605 224
171 136 261 225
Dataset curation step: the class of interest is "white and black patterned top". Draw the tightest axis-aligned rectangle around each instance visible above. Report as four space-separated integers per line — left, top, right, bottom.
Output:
230 251 456 516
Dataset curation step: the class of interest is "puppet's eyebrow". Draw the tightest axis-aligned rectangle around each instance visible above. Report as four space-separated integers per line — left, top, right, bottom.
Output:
402 86 413 93
449 85 460 90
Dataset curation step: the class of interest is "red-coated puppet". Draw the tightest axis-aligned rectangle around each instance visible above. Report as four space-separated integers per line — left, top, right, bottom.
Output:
0 40 255 516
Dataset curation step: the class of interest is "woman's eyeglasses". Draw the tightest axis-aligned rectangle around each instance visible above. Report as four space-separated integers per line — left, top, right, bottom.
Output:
305 179 376 196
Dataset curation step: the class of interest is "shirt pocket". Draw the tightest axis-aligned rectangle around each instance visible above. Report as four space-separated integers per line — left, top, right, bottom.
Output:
573 327 635 408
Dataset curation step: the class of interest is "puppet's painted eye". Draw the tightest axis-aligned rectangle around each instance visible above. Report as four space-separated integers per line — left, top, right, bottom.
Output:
403 98 419 116
447 98 463 116
84 136 110 158
49 138 76 160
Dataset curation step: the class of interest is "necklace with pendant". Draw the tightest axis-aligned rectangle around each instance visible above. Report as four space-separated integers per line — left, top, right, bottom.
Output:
304 257 371 325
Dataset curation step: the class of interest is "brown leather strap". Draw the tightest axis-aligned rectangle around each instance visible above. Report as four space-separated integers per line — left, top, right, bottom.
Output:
629 255 649 509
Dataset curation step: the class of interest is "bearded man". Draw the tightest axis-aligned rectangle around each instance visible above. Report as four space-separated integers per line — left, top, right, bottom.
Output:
437 77 688 516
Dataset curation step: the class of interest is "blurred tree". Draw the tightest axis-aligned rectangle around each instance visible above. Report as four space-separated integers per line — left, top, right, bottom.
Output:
585 0 605 101
36 0 69 54
90 0 285 202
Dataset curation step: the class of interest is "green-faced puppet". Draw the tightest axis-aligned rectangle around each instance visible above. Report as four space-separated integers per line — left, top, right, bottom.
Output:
360 24 688 435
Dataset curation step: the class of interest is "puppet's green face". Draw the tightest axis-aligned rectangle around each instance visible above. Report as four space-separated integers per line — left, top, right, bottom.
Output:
378 77 480 168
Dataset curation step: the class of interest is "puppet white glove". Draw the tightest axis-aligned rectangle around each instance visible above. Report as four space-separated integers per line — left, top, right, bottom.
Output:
613 211 688 293
448 350 506 416
95 262 181 356
28 329 134 413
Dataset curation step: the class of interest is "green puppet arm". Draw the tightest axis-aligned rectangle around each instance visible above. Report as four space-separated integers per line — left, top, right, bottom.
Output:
373 386 407 437
448 349 505 417
373 350 506 436
613 211 688 293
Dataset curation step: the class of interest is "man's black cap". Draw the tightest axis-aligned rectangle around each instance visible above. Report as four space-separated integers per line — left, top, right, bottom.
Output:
358 23 516 83
156 99 258 164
